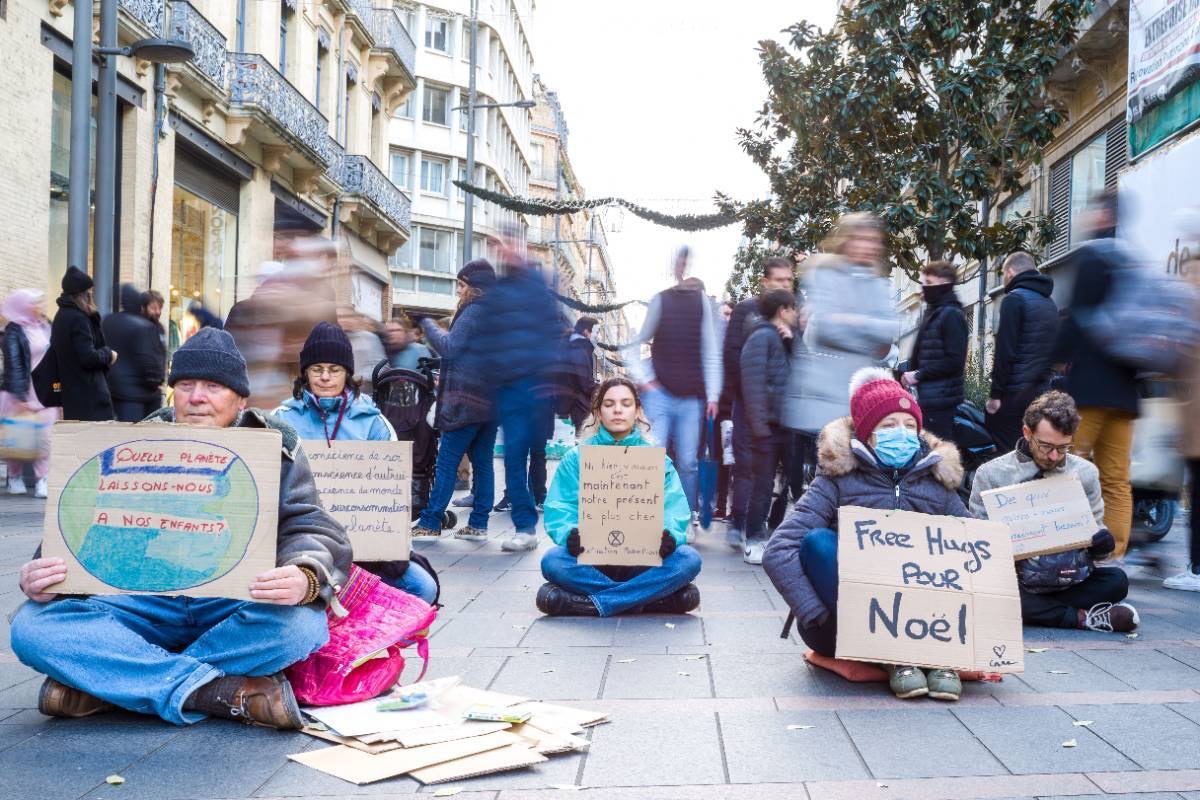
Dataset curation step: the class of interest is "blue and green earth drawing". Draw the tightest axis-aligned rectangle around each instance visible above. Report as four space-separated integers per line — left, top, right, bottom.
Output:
58 440 259 591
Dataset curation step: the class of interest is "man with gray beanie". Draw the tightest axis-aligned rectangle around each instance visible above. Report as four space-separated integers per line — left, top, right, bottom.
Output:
11 328 351 729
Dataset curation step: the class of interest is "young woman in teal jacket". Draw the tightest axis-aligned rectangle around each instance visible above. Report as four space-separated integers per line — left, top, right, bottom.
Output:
273 321 437 604
538 377 702 616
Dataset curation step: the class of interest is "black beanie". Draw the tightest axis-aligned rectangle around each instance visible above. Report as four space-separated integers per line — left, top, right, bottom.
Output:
62 266 94 295
300 321 355 375
457 259 496 289
168 328 250 397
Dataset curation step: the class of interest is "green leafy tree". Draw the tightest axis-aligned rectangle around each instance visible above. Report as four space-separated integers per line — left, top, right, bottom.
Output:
722 0 1094 284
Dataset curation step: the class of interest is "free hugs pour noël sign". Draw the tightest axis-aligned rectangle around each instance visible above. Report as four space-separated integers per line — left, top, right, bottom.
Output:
835 507 1024 674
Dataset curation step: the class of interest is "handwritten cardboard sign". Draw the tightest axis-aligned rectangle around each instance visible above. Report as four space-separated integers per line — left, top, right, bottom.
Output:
836 506 1023 673
577 444 664 566
980 475 1095 560
41 422 280 599
305 440 412 561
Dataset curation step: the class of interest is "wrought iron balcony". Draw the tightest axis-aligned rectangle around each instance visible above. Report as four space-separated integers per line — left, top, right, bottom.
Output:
368 8 417 83
167 1 226 90
340 154 411 235
344 0 378 48
228 53 332 169
117 0 165 35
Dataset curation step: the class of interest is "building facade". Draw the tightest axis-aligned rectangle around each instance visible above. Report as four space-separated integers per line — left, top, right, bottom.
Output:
0 0 414 350
385 0 536 317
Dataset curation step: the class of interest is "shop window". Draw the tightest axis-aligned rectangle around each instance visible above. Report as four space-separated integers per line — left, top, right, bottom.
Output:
169 185 238 352
48 70 98 295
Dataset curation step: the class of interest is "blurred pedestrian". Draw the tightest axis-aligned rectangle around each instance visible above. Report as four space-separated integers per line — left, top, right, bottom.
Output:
723 256 796 547
1 289 59 498
50 267 116 422
985 251 1058 451
412 260 499 543
738 288 797 565
783 214 897 453
622 246 722 536
557 316 599 433
1053 191 1139 558
384 315 432 372
338 310 387 394
273 322 438 604
102 284 166 422
902 260 967 440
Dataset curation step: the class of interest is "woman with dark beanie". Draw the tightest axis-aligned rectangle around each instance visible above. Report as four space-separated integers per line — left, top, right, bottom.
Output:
49 267 116 421
412 259 498 541
274 322 437 604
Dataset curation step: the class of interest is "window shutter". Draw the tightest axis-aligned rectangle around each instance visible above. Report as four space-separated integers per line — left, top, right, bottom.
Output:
1104 117 1128 189
1046 158 1071 259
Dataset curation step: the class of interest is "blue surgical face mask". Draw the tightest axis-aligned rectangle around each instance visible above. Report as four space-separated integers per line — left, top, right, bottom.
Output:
873 425 920 468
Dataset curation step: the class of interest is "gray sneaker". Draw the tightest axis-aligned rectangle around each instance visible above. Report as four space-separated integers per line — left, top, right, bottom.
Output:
925 669 961 701
501 532 538 552
454 526 488 542
886 665 929 699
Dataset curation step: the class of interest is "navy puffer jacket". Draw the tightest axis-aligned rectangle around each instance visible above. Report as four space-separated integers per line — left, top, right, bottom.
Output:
762 416 967 628
739 318 791 438
420 302 492 431
990 271 1058 401
909 288 968 411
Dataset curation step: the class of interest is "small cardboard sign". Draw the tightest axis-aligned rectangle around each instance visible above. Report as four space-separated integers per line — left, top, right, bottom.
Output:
304 440 412 561
835 506 1023 673
40 422 281 599
577 444 664 566
980 475 1096 560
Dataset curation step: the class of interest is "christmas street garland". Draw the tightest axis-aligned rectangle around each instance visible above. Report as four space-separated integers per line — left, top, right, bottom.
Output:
453 181 737 232
554 293 640 314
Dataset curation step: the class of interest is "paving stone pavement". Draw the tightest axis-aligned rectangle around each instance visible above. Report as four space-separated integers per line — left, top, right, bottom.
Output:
4 481 1200 799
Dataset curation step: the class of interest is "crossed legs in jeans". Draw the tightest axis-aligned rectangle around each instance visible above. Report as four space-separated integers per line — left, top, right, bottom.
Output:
540 546 702 617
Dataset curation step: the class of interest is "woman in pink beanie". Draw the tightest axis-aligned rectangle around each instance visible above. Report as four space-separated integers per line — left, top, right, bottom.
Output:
762 368 970 700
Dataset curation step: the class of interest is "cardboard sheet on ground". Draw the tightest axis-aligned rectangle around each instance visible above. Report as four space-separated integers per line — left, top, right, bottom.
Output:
287 731 519 784
577 444 665 566
40 422 281 599
835 506 1024 673
305 440 412 560
303 700 450 737
408 744 549 784
979 475 1095 560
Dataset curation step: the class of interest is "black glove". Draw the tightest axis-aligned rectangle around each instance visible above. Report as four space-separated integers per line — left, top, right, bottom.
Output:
659 530 677 559
1089 528 1115 558
566 529 583 557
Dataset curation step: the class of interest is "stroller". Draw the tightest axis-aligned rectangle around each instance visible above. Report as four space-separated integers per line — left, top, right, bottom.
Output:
372 358 456 530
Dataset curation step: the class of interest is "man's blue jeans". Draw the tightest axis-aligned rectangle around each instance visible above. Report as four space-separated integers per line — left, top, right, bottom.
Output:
540 545 702 617
497 380 546 533
383 561 439 605
419 421 498 531
642 387 702 512
10 596 328 725
797 528 839 657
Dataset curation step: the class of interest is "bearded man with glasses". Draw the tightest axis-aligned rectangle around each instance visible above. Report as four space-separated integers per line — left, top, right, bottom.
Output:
969 391 1138 633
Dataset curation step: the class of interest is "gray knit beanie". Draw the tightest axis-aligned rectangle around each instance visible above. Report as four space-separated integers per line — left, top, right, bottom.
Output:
168 328 250 398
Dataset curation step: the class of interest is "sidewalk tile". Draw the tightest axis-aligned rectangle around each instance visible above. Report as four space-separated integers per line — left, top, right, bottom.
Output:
582 711 724 786
489 652 609 700
695 589 778 612
719 710 870 783
432 617 531 648
709 653 875 699
951 705 1135 774
805 772 1094 800
837 708 1007 779
460 591 542 614
615 615 705 647
601 654 714 699
1063 702 1200 770
400 655 506 689
519 618 619 648
1075 648 1200 690
703 616 798 649
1009 650 1133 693
1089 767 1200 793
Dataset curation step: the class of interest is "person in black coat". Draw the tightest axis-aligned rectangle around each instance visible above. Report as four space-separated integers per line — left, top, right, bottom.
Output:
558 316 599 432
49 267 116 422
737 288 797 565
902 260 968 440
985 251 1058 451
722 256 796 544
102 284 166 422
1051 190 1140 557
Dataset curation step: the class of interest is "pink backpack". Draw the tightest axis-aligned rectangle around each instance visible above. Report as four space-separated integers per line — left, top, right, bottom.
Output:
286 565 437 706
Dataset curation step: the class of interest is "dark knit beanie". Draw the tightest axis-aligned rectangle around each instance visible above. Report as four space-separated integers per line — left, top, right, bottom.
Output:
168 328 250 398
457 259 496 289
300 321 355 375
62 266 94 295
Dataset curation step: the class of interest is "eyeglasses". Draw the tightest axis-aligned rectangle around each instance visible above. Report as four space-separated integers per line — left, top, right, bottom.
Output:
1032 437 1073 456
306 365 346 378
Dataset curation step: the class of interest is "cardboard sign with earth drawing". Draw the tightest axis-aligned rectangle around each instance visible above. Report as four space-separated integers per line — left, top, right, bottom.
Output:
40 422 281 599
577 444 664 567
835 506 1024 673
304 440 413 561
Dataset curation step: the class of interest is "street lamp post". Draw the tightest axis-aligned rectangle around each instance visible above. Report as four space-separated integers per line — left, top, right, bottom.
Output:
454 0 535 265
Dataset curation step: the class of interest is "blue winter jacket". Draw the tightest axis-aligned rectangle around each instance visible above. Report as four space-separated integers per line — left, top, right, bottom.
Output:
542 426 692 547
273 390 396 444
420 302 492 431
464 262 561 390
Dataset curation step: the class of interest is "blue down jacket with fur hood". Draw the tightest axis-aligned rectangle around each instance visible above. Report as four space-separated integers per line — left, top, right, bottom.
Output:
762 416 967 628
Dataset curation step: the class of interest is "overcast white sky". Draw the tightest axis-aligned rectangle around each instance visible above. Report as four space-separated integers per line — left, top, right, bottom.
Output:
532 0 837 313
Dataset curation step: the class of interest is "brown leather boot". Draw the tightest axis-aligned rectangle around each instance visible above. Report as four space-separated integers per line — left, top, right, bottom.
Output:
183 674 304 729
38 677 117 718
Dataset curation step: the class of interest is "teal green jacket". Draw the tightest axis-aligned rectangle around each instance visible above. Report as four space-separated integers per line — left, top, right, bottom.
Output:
543 426 691 547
